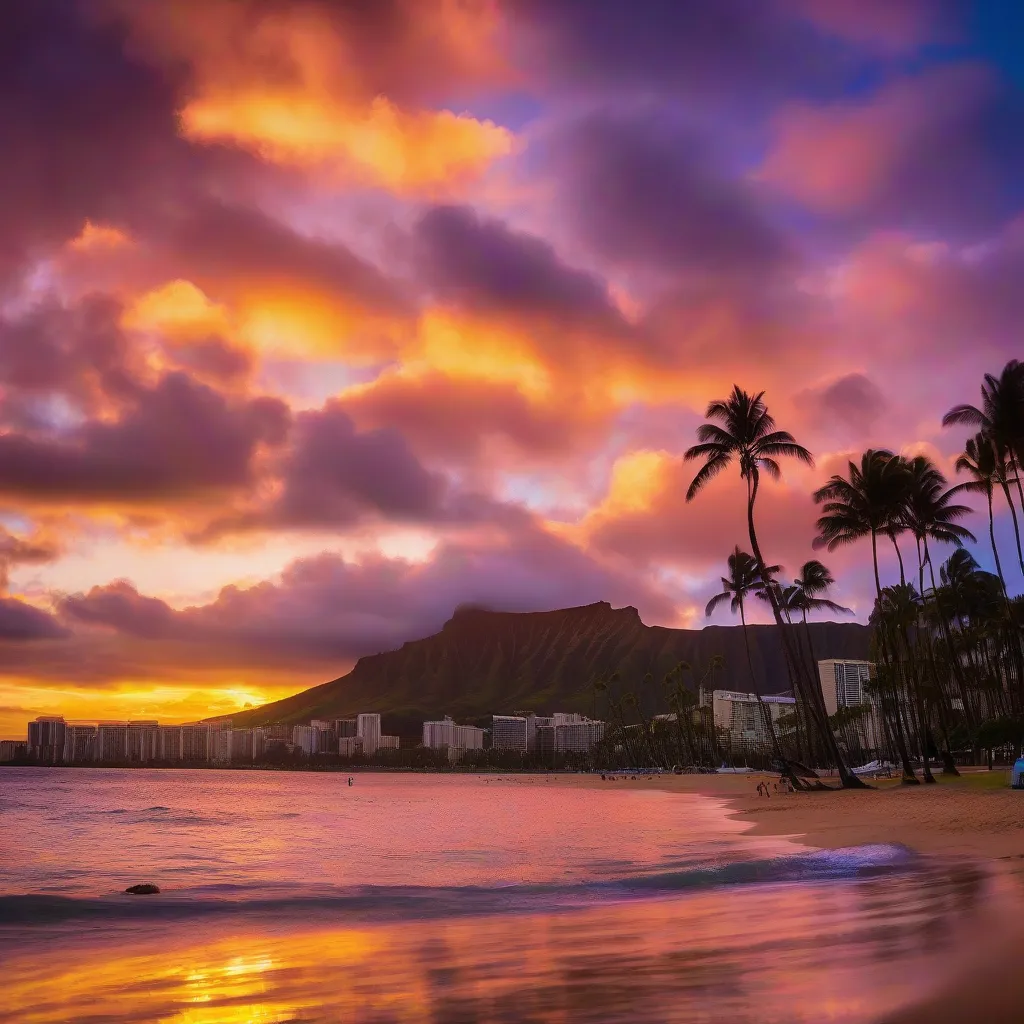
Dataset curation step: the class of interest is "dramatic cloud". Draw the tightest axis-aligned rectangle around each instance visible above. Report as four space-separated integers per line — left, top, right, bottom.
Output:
108 0 514 193
53 523 677 678
0 371 289 507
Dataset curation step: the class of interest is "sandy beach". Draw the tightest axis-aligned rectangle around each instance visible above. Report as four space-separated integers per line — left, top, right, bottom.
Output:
509 768 1024 864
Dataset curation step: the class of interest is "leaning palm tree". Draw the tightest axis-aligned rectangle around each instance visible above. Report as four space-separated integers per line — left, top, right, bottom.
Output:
705 546 793 778
685 386 864 787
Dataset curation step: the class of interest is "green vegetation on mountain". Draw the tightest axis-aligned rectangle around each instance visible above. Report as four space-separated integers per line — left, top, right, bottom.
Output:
223 602 870 737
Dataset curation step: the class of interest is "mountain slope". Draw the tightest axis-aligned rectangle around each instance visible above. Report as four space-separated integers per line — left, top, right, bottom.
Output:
223 602 871 735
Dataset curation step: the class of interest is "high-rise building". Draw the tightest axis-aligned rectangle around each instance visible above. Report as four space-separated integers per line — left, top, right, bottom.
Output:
127 721 159 762
817 660 883 751
335 719 358 738
712 691 796 745
62 724 98 763
526 715 553 752
491 715 528 751
818 660 873 714
357 714 381 757
553 719 605 753
378 734 400 750
339 736 362 758
292 725 318 756
422 716 485 752
0 740 25 762
552 713 586 726
157 726 182 761
28 716 66 763
96 722 129 762
181 724 213 762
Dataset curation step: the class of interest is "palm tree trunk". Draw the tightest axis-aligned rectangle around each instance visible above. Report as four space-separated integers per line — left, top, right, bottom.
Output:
889 532 906 586
746 471 863 788
998 472 1024 576
871 530 919 784
739 602 787 771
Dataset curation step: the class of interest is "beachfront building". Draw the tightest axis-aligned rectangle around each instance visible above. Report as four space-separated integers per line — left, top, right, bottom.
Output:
492 715 529 751
63 724 98 763
357 714 381 756
712 691 796 747
0 740 25 762
28 716 66 763
96 722 130 762
335 719 358 738
378 734 400 750
157 726 182 761
526 715 553 752
817 660 884 753
127 721 159 762
553 718 606 753
422 716 486 757
292 725 319 756
181 724 213 762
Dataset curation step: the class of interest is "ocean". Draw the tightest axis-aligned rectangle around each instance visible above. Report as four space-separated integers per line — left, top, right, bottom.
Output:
0 768 1017 1023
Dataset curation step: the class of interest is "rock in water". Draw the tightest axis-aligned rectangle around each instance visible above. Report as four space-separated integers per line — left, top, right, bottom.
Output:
125 883 160 895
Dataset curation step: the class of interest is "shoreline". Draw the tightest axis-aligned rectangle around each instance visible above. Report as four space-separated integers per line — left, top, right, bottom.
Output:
508 768 1024 868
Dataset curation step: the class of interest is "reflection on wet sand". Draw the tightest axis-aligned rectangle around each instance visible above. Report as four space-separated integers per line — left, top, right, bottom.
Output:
1 863 1009 1024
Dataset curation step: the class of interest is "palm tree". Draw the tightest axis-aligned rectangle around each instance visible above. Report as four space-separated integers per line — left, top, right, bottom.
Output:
901 455 976 773
814 451 918 783
944 361 1024 574
813 450 911 594
685 386 864 788
705 547 793 780
951 434 1015 596
873 583 935 783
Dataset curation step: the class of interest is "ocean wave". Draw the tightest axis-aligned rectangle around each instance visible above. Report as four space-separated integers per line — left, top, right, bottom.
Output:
0 845 918 927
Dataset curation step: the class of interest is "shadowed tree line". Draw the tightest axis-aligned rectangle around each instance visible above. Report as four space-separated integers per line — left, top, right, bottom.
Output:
593 361 1024 789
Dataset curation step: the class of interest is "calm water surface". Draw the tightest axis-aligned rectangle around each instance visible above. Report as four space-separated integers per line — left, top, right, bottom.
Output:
0 768 1017 1023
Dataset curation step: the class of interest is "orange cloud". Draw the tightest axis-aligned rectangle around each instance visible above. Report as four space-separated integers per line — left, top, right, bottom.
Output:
182 93 514 194
123 279 231 339
110 0 514 194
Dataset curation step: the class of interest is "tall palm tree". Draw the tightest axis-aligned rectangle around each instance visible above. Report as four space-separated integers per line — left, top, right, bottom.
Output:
952 433 1024 700
944 361 1024 574
814 450 918 783
685 387 866 786
705 547 793 778
900 455 976 775
951 434 1015 595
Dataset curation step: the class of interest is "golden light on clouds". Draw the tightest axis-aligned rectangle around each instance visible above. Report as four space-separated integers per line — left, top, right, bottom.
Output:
414 310 552 397
181 93 514 193
123 279 231 339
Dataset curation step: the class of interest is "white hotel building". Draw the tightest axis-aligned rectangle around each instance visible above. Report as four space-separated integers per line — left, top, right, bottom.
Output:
712 690 796 746
422 717 486 758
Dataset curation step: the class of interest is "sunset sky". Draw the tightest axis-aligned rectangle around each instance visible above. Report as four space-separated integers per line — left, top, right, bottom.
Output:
3 0 1024 736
